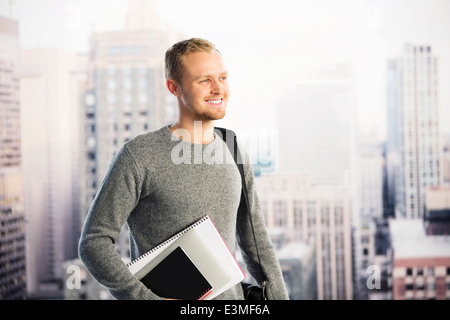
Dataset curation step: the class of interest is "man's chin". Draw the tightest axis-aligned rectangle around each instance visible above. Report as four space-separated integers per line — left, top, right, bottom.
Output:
201 111 226 122
213 112 226 120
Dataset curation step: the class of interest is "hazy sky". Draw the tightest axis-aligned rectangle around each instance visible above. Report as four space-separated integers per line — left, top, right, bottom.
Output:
2 0 450 139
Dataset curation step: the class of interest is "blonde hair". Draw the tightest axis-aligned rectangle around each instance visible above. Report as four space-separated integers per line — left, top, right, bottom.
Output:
165 38 219 83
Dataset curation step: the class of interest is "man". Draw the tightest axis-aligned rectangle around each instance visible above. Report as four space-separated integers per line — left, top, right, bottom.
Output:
78 38 289 300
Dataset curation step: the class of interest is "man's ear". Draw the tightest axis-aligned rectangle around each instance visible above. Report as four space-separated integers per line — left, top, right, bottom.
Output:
166 79 180 96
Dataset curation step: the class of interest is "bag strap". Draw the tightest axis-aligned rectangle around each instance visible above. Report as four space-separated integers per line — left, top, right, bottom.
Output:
215 127 267 299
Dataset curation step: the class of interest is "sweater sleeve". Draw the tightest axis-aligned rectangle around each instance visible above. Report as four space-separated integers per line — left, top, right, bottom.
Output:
235 140 290 300
78 145 164 300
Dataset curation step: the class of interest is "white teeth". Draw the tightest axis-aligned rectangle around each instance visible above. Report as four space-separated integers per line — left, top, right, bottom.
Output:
207 99 222 104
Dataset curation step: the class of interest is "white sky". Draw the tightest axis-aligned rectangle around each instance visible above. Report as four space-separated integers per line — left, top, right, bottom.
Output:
2 0 450 139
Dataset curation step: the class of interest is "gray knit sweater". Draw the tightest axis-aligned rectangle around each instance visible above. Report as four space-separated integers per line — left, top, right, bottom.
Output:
78 125 289 300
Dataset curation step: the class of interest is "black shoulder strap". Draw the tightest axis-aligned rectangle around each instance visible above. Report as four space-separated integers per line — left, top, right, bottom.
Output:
214 127 267 297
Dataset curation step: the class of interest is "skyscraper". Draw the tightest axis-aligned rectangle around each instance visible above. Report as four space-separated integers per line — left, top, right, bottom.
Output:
353 144 384 299
276 63 357 188
79 0 182 267
0 15 26 300
274 63 357 300
20 48 87 299
386 44 443 219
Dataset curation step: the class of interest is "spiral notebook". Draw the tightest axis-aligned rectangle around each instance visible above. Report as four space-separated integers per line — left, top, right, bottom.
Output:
140 246 212 300
127 215 244 300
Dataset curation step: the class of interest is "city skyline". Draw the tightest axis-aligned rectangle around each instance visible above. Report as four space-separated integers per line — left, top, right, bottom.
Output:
1 0 450 301
1 0 449 140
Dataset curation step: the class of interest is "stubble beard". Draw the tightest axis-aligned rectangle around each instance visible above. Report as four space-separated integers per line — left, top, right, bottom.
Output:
199 109 226 121
191 101 227 122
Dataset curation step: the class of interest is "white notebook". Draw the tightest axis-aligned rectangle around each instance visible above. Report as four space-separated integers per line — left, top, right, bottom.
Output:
127 215 245 300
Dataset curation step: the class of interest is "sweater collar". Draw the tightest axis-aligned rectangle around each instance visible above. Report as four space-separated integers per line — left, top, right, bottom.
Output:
161 125 222 149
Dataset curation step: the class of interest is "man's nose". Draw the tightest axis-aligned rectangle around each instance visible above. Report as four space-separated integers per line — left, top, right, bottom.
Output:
211 79 224 95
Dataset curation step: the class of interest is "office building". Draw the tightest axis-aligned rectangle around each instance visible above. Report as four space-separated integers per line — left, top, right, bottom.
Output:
386 44 443 219
353 144 384 299
443 135 450 185
276 241 317 300
0 15 26 300
77 0 183 296
255 173 353 300
80 0 180 227
389 218 450 300
276 63 357 188
424 186 450 235
20 48 88 299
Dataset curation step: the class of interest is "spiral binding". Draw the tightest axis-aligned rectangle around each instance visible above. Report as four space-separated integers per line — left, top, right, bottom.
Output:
126 215 210 267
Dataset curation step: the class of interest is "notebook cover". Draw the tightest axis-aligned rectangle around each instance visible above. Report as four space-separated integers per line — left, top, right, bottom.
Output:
140 246 212 300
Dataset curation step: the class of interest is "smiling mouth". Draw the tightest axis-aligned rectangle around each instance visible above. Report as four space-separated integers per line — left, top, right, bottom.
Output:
205 98 223 105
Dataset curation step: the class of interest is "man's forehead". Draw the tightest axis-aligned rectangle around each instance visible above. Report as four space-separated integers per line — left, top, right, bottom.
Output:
181 51 227 78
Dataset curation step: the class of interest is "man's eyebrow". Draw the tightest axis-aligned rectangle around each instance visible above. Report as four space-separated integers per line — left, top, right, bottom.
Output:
193 72 228 81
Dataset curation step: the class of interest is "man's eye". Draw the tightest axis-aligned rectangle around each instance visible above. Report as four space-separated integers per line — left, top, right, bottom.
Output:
200 79 209 83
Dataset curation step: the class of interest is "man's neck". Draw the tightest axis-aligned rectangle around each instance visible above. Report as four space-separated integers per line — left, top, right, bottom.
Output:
169 120 216 144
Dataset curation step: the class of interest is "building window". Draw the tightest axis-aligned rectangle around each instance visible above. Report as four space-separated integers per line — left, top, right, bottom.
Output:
416 282 424 290
417 267 423 276
107 93 117 104
273 201 287 227
123 78 133 90
321 206 329 227
406 268 413 276
335 205 344 224
124 93 133 104
139 93 148 104
307 202 316 227
107 79 117 90
293 202 302 230
428 268 435 276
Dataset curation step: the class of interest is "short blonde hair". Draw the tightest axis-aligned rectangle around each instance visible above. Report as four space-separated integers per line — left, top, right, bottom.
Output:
165 38 219 83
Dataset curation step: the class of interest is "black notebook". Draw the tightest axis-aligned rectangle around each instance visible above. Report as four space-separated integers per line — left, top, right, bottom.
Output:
140 246 212 300
127 215 244 299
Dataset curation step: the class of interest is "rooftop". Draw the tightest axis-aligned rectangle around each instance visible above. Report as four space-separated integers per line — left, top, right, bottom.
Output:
389 218 450 259
276 241 313 260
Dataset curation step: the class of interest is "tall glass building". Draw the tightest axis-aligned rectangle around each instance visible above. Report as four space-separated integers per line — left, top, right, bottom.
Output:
386 44 443 219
